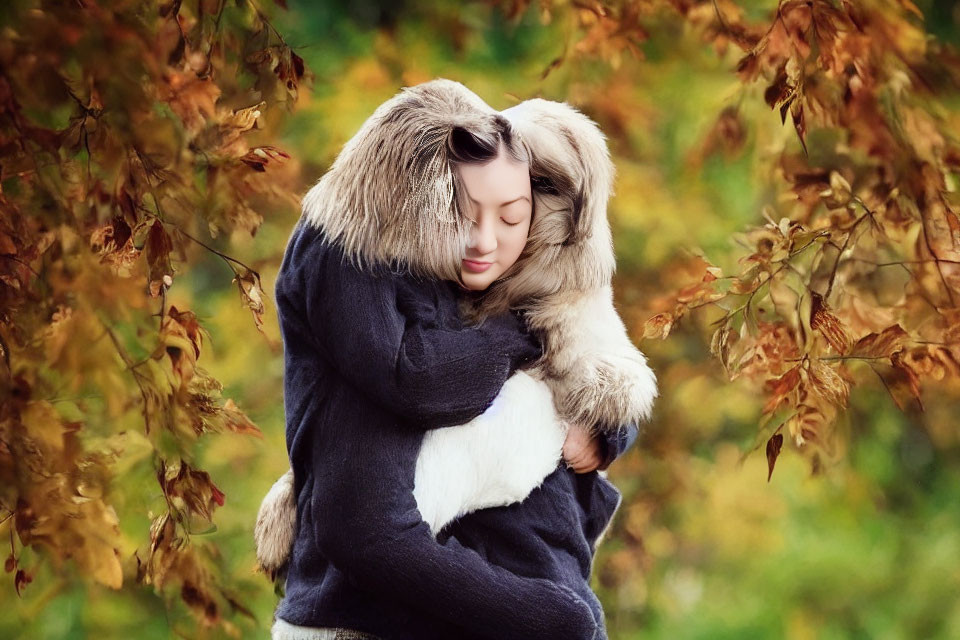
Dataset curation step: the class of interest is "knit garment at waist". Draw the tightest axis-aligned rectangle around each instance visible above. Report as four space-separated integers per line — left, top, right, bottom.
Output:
272 616 382 640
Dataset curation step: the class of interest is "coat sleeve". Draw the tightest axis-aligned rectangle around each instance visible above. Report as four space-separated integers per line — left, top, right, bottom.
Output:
313 482 599 640
596 421 640 471
282 232 543 431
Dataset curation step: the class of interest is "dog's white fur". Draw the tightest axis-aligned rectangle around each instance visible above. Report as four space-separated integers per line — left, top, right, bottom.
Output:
522 285 658 430
414 371 568 535
255 375 570 575
254 79 658 579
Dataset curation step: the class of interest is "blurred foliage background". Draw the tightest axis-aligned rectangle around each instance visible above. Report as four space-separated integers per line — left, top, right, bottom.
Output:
3 0 960 638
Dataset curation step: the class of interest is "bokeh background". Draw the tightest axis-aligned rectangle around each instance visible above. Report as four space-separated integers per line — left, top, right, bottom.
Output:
4 0 960 638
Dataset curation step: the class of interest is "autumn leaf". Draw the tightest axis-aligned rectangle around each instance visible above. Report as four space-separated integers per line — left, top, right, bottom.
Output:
159 459 226 523
233 267 267 332
146 222 174 297
851 324 909 358
14 568 32 596
870 350 924 413
766 432 784 482
807 360 852 408
763 366 801 414
240 145 291 172
810 291 851 355
221 399 263 438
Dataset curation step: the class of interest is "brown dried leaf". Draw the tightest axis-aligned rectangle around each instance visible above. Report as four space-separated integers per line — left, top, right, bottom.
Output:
239 145 290 172
851 324 909 358
163 70 221 135
221 399 263 438
156 306 203 391
160 460 225 523
791 100 807 155
642 312 675 340
763 366 801 413
808 360 851 408
899 345 960 381
810 292 851 354
146 222 174 297
872 351 924 413
14 568 32 596
233 268 266 332
766 432 784 482
710 325 734 368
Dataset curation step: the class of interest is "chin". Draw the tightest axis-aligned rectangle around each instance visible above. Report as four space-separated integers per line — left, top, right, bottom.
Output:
460 272 495 291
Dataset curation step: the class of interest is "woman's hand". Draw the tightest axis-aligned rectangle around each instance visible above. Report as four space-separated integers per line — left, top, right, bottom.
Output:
562 421 604 473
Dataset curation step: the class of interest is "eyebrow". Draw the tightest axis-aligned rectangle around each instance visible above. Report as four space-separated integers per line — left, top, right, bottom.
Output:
468 195 530 207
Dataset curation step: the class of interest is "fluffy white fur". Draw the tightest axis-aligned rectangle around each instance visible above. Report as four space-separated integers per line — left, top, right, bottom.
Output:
414 371 567 535
256 372 568 573
523 285 658 430
254 78 659 580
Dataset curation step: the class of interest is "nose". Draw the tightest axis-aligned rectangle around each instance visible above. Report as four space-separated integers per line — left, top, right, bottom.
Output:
468 215 497 255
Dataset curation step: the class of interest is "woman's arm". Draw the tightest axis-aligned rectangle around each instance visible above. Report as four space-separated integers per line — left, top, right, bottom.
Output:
310 473 598 640
280 227 592 636
278 226 541 431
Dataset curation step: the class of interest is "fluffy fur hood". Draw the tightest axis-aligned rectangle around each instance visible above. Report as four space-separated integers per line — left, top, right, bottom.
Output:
301 79 619 316
301 78 499 282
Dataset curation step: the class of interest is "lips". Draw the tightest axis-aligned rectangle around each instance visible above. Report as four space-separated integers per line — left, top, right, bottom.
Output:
462 259 493 273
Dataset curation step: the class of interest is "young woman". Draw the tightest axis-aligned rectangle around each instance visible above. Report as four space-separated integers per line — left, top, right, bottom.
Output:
263 79 656 640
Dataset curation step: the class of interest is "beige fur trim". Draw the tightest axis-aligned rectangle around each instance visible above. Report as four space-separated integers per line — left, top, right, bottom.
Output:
255 468 296 579
301 78 502 281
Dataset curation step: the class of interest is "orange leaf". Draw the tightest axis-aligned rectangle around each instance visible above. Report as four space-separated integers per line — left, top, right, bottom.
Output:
851 324 909 358
763 366 800 413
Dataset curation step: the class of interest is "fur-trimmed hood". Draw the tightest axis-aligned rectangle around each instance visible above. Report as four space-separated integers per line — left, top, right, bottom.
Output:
301 78 500 282
301 79 620 311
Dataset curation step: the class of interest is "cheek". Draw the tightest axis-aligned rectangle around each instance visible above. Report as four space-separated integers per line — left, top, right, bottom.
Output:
498 226 529 268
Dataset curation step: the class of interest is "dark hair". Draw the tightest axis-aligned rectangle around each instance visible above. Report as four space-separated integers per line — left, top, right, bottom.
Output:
447 115 527 163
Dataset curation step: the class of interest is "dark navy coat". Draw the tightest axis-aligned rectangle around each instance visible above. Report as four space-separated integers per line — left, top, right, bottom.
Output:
273 218 638 640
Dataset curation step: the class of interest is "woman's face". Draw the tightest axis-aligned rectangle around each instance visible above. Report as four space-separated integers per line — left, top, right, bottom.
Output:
457 144 532 291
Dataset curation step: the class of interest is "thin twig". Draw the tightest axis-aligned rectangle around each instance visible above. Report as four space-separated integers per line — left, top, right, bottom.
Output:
823 209 876 301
